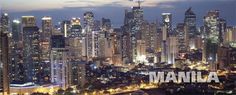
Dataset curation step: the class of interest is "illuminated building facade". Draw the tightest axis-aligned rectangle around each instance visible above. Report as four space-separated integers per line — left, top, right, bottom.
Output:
23 26 42 84
61 20 71 37
161 13 172 63
21 16 36 27
42 16 52 40
83 12 99 60
0 13 10 95
10 19 26 83
184 7 197 38
203 10 222 71
50 35 69 89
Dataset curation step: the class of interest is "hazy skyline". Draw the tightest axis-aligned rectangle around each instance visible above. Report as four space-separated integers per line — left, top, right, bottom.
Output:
1 0 235 27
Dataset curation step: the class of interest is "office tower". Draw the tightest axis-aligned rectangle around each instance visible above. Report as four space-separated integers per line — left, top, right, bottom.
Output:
42 16 52 40
70 18 82 38
161 13 172 63
21 16 36 27
40 16 53 84
184 7 197 38
203 10 220 71
61 20 71 37
131 6 144 63
162 13 172 36
184 8 197 51
23 26 42 84
12 20 21 42
67 18 83 60
121 6 144 64
83 12 99 60
0 13 10 95
51 35 69 89
10 19 26 83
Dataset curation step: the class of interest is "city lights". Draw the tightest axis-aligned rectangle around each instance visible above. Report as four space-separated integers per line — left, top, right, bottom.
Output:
0 0 236 95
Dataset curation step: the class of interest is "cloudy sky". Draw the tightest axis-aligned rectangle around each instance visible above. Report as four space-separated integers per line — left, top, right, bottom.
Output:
1 0 236 27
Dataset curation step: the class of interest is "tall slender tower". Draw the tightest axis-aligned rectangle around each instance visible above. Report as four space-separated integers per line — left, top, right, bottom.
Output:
161 13 172 63
203 10 220 71
0 12 10 95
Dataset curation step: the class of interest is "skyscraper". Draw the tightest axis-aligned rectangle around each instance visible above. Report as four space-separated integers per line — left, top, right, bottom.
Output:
42 16 52 40
0 28 10 95
21 16 36 27
203 10 220 71
162 13 172 36
83 12 99 60
161 13 172 63
23 26 41 84
0 13 10 95
184 8 197 51
184 7 197 38
51 35 69 89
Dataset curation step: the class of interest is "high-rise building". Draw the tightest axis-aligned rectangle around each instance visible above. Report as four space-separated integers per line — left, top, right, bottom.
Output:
83 12 99 60
122 6 144 64
67 18 83 62
131 6 144 63
184 8 197 51
50 35 69 89
21 16 36 27
70 18 82 38
203 10 220 71
61 20 71 37
0 13 10 95
23 26 42 84
184 7 197 38
162 13 172 36
42 16 52 40
161 13 172 63
10 19 26 83
12 20 21 42
40 16 53 84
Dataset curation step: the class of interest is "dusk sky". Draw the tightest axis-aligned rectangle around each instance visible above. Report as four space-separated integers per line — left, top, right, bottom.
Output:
1 0 236 27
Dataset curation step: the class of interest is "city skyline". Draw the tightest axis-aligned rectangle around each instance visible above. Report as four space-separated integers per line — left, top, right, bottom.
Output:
1 0 235 27
1 0 236 95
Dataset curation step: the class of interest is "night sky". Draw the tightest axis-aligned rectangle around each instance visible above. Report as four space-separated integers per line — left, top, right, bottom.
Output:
1 0 236 27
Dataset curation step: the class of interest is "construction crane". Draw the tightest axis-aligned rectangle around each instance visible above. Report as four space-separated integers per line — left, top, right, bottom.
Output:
129 0 144 8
